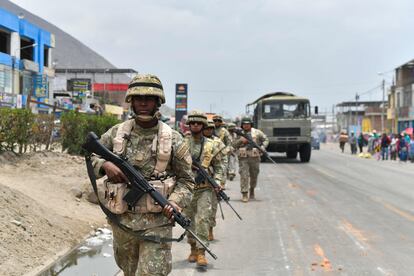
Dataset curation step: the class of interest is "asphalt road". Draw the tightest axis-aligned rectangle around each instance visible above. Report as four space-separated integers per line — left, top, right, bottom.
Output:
170 144 414 276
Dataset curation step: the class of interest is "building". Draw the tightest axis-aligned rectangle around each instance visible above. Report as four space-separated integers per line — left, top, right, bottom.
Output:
336 101 387 134
0 0 135 114
0 7 54 111
387 59 414 134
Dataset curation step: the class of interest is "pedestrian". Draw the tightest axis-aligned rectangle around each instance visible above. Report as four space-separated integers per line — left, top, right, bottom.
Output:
349 132 357 154
339 131 348 153
398 133 408 162
184 111 223 268
202 119 226 242
233 116 269 202
90 74 194 276
390 134 398 161
213 114 231 189
357 132 365 153
380 133 390 160
409 135 414 162
226 122 238 181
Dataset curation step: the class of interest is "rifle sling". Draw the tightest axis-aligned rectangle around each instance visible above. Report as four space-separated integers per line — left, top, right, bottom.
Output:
84 155 186 243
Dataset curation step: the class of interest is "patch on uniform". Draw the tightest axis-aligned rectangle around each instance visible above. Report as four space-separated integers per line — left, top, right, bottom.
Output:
176 142 190 160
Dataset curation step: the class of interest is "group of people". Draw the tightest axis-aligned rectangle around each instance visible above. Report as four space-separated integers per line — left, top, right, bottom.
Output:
339 130 414 161
89 74 269 275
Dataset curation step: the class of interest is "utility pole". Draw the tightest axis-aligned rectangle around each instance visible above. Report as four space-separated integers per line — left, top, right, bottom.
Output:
356 93 359 134
381 79 385 133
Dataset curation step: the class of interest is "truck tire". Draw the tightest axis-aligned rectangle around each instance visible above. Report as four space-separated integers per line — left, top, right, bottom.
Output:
286 151 297 159
300 143 311 162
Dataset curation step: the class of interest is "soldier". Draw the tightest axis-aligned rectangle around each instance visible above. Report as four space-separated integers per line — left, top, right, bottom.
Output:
212 114 231 189
233 116 269 203
203 119 226 241
184 111 223 268
90 74 194 276
226 122 237 181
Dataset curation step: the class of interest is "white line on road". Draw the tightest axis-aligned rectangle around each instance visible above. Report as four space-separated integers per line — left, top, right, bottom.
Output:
276 220 291 272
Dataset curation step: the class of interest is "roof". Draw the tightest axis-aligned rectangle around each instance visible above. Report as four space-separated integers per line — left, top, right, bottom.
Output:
248 92 309 106
336 101 383 107
55 68 137 74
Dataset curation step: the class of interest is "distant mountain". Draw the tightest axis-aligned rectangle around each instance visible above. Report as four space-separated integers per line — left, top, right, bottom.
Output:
0 0 115 69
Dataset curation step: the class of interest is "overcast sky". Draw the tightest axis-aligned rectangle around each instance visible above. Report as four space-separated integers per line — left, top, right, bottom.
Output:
11 0 414 117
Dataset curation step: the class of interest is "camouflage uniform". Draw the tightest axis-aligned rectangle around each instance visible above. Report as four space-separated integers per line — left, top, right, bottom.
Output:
183 135 223 249
227 123 237 180
203 120 226 232
91 74 194 276
213 116 231 188
233 126 269 200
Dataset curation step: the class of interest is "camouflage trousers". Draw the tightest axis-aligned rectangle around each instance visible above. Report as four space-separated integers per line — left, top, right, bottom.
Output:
238 156 260 193
210 190 219 228
111 222 172 276
221 155 229 187
184 187 213 249
227 153 237 177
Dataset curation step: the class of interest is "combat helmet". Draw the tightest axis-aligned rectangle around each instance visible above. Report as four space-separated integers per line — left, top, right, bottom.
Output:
187 110 208 127
212 114 223 122
206 119 215 129
125 74 165 105
240 116 253 126
227 122 236 130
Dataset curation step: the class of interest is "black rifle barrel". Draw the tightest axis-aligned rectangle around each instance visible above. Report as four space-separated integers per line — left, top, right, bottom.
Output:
234 128 277 165
192 158 243 220
82 132 217 259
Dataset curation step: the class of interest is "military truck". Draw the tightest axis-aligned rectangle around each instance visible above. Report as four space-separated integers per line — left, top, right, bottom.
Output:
246 92 315 162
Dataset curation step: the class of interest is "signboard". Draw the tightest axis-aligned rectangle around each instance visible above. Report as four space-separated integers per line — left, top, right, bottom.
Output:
34 74 48 97
67 78 91 102
175 83 188 129
0 91 16 108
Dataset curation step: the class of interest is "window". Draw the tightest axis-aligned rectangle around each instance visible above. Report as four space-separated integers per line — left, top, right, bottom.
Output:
262 101 310 119
20 38 35 61
44 47 49 67
0 29 11 55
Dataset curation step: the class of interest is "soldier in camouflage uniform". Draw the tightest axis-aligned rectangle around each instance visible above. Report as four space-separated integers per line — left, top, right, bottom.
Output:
202 119 226 241
226 122 237 181
91 74 194 276
233 116 269 203
212 114 231 189
184 111 223 268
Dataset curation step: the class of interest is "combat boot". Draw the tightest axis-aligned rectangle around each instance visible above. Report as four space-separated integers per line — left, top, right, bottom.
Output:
187 242 197 263
249 188 255 199
196 249 208 267
208 227 214 241
242 192 248 203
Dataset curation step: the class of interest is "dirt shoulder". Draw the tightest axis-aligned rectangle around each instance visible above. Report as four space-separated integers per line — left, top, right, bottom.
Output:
0 151 106 276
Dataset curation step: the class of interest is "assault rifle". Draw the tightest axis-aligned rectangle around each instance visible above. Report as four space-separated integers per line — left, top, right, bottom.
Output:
191 158 242 220
82 132 217 259
234 128 277 165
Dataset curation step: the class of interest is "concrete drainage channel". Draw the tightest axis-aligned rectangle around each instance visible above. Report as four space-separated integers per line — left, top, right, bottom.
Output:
36 228 119 276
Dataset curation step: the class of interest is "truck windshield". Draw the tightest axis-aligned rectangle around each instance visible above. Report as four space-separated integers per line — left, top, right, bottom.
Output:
262 101 310 119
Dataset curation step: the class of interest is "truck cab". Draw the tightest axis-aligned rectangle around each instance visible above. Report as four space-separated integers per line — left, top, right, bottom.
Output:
247 92 312 162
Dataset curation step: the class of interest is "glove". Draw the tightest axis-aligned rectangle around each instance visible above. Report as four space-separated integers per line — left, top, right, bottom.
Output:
260 145 266 152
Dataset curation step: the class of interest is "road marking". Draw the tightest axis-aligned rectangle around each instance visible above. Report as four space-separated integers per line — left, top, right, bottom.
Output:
382 202 414 222
377 266 394 276
313 244 332 271
310 166 336 179
339 220 367 251
276 220 291 272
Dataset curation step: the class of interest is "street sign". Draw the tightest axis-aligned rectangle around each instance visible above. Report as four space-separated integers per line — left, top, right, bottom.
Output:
175 83 188 129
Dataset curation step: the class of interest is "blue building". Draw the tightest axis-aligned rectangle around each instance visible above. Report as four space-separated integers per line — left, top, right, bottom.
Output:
0 7 54 110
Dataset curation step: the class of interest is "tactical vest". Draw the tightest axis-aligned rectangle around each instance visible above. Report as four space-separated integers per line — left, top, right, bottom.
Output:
113 119 172 177
106 120 175 214
238 128 261 158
